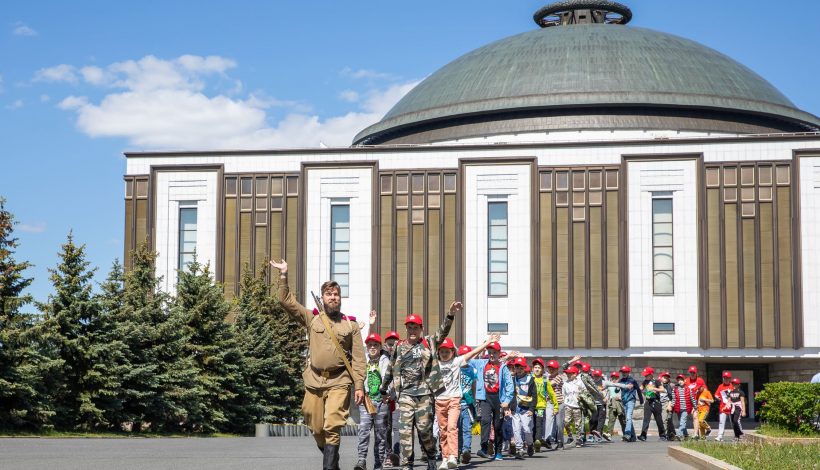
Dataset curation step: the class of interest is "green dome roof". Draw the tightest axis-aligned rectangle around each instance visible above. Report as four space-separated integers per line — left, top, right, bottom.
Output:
354 24 820 145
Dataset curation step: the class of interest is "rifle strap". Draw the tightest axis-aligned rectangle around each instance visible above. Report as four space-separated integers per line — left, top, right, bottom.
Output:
318 311 356 381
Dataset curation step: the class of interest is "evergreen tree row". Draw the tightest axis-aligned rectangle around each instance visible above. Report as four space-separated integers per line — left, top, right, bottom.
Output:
0 197 306 433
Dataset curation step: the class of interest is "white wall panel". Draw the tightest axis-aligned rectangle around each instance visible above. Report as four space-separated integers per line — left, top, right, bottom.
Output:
304 167 373 319
800 156 820 347
154 171 218 293
627 159 699 347
464 164 532 347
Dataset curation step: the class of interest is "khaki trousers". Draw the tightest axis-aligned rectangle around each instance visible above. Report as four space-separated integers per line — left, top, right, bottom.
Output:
302 385 351 448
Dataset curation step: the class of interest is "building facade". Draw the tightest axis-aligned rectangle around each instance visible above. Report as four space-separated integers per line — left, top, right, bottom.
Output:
122 2 820 409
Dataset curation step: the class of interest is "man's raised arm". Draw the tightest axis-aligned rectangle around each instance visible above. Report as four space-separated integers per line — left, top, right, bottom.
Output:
270 259 312 327
432 301 463 345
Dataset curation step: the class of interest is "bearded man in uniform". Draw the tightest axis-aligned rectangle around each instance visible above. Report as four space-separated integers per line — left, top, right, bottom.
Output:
270 259 366 470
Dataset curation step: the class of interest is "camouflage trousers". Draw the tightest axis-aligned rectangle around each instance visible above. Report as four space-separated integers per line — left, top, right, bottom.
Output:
397 394 436 465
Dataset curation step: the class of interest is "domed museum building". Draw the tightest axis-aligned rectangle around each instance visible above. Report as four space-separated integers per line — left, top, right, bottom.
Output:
123 1 820 403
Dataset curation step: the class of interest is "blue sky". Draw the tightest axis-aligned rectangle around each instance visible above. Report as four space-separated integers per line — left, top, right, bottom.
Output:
2 0 818 302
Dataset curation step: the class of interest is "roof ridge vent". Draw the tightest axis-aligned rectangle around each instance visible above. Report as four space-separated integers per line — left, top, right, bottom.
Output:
534 0 632 27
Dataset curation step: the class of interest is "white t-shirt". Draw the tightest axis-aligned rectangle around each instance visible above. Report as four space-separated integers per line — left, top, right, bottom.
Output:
437 356 466 400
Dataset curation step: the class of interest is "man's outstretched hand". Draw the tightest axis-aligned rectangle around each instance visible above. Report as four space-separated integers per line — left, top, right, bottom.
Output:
354 389 364 406
269 259 288 274
448 301 464 315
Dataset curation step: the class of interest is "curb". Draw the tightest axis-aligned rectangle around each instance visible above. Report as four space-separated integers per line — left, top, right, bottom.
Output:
746 430 820 445
667 445 743 470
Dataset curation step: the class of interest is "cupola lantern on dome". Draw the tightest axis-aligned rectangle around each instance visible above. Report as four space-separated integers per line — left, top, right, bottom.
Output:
534 0 632 27
353 2 820 145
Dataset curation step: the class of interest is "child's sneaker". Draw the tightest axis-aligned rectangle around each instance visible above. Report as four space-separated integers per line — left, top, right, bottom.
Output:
533 439 541 452
446 456 458 469
494 453 503 461
527 444 534 456
354 460 367 470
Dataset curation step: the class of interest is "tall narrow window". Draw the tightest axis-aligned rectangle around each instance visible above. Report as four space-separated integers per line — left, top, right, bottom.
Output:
652 193 673 295
178 203 198 270
488 201 508 296
330 204 350 297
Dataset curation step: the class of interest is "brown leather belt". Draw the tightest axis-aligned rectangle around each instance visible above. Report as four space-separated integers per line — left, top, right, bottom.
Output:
312 366 345 379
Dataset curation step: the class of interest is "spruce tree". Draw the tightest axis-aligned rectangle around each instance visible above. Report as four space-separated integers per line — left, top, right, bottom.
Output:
117 241 197 432
81 260 130 430
172 258 250 433
36 232 98 429
234 265 306 424
0 197 60 430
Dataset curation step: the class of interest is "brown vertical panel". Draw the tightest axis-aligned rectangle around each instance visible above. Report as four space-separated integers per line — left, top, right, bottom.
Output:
573 222 586 348
443 195 456 318
556 208 570 347
760 203 776 347
135 199 148 246
589 206 603 348
742 218 757 347
240 212 252 285
286 197 298 294
380 196 393 332
706 189 722 348
428 210 441 322
269 212 282 266
724 204 740 347
540 193 554 348
606 191 620 348
124 198 134 269
224 198 237 297
777 187 793 348
396 210 409 316
255 226 267 273
412 224 424 317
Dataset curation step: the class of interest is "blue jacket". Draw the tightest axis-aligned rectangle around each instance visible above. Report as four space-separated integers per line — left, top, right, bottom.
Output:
469 358 514 405
619 376 644 405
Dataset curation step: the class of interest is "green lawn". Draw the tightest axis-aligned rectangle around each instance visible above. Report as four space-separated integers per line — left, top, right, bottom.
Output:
683 440 820 470
757 423 820 438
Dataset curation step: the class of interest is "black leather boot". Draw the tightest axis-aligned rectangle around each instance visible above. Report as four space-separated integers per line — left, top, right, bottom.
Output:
322 445 340 470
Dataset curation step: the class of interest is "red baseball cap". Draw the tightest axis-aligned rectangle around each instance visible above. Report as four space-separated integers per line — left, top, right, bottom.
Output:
404 314 423 325
457 345 472 356
688 366 698 374
722 371 732 379
610 371 620 378
660 371 671 378
641 367 655 377
676 374 686 379
620 365 632 373
439 337 455 350
532 358 545 368
573 360 584 368
592 369 603 378
513 357 527 367
365 333 382 344
547 360 560 369
565 366 579 375
581 363 591 373
486 341 501 351
731 378 741 385
385 331 400 341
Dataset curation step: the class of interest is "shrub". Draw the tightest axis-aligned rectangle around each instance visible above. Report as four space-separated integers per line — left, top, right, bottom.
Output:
756 382 820 435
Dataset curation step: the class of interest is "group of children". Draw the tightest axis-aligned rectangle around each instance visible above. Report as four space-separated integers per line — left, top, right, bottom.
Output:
351 309 748 470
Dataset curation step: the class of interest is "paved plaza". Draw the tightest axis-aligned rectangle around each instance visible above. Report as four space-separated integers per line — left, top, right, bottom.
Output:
0 435 692 470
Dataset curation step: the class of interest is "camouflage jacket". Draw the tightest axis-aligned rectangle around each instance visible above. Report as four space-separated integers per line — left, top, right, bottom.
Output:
380 313 454 398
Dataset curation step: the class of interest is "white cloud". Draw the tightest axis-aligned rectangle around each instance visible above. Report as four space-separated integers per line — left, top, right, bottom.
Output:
18 222 46 233
49 54 419 149
40 94 50 102
34 64 78 83
339 90 359 103
0 74 4 93
340 67 397 81
13 23 37 37
5 99 23 110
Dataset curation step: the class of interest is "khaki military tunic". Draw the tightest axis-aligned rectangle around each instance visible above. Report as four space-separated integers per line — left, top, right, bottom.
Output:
277 275 365 391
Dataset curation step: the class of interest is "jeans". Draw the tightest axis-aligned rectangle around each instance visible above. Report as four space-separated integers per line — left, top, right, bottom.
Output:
676 411 689 438
479 393 503 453
458 404 473 453
623 400 637 439
591 404 606 433
640 399 666 437
357 402 389 467
548 403 565 445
